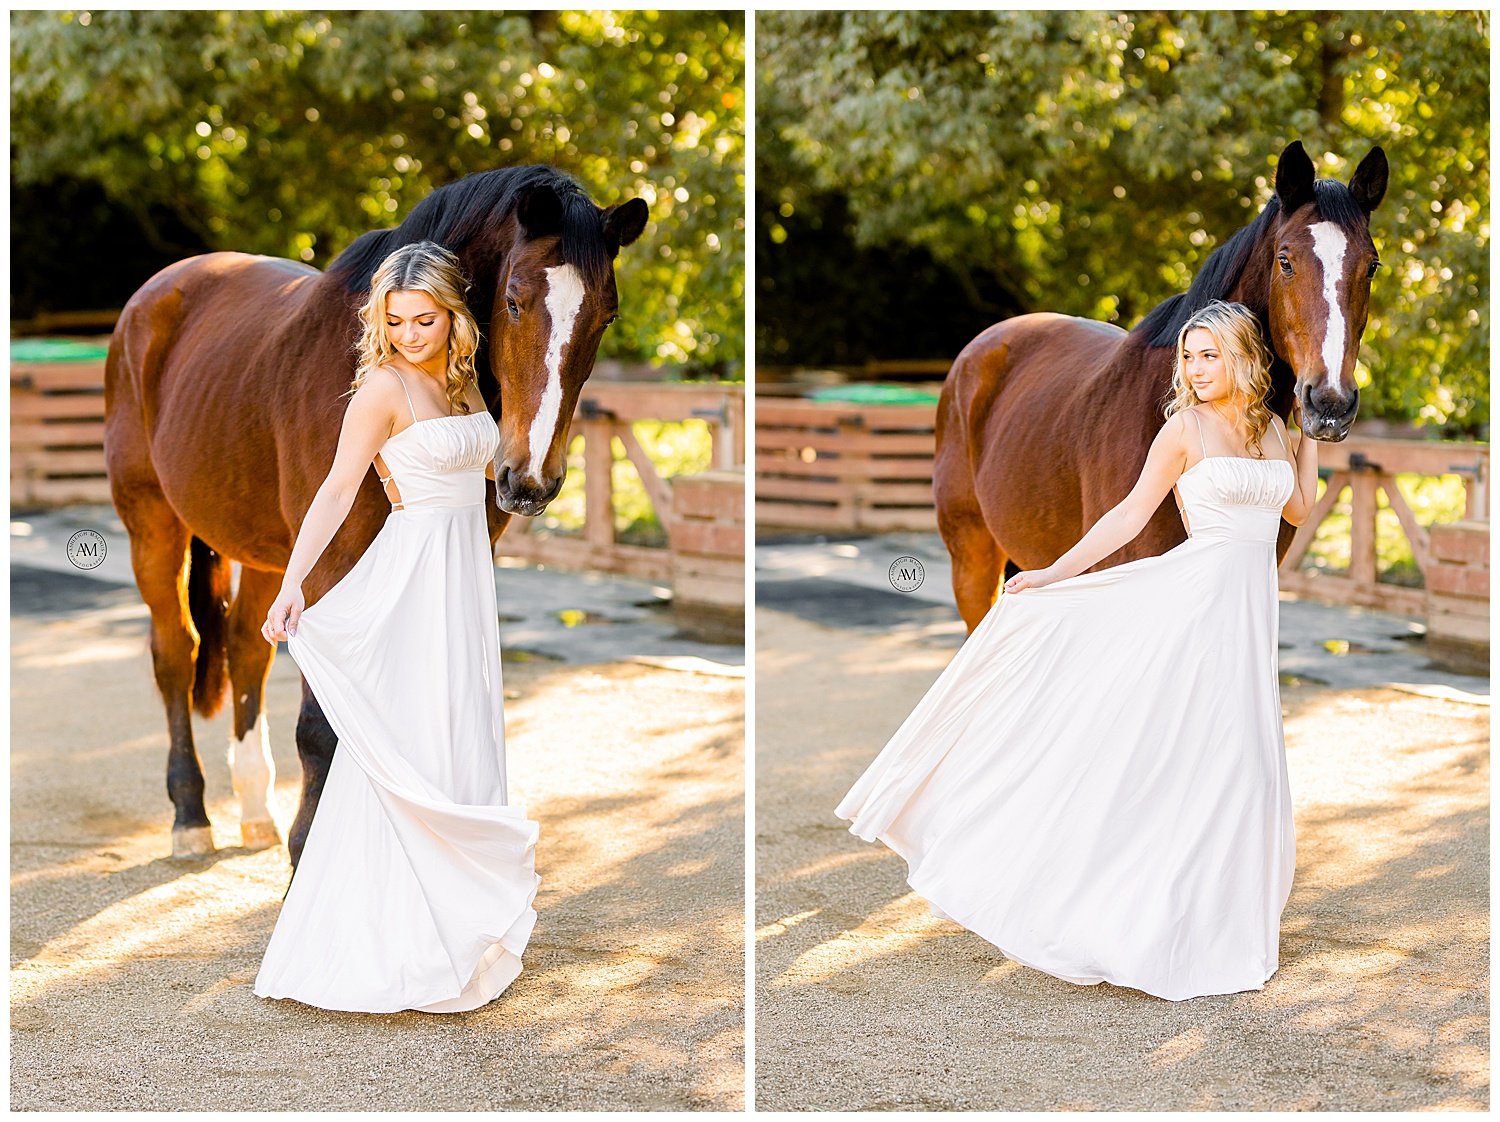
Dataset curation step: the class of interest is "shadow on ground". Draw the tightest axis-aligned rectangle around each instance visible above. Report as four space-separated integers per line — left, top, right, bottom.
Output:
11 580 745 1111
755 606 1488 1112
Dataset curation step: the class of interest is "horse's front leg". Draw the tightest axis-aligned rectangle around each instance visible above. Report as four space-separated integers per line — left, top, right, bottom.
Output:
289 679 338 870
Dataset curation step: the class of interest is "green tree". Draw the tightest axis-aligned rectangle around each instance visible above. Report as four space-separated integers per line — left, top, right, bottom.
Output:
11 9 744 374
759 10 1487 430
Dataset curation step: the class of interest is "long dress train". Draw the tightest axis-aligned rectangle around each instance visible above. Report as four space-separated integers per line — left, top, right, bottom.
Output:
254 381 539 1014
836 418 1298 1001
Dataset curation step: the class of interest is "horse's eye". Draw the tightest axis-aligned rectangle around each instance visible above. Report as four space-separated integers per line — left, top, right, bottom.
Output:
1367 260 1381 279
605 313 619 328
1277 254 1293 277
505 297 520 322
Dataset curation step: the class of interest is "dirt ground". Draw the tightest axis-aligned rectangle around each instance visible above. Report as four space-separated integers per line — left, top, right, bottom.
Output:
11 578 745 1111
755 607 1488 1112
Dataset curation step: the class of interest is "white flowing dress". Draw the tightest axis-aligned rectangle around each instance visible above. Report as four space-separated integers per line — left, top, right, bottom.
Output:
836 418 1298 1001
255 383 539 1014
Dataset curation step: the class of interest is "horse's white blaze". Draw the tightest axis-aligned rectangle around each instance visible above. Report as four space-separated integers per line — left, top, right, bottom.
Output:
228 711 278 828
527 264 586 484
1309 221 1348 391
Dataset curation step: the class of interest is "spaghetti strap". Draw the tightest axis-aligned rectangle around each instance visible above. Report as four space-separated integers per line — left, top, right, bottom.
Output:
389 367 418 424
377 367 414 511
1191 410 1208 457
1271 419 1287 452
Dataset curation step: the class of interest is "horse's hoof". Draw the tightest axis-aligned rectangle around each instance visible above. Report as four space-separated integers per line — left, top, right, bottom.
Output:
240 818 282 849
171 825 216 858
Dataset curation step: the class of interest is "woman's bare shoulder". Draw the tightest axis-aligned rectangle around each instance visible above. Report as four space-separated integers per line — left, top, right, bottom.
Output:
346 366 406 426
1162 408 1197 440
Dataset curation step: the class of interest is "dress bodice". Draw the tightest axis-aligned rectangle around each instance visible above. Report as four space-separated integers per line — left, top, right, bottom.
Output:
377 411 499 509
1177 456 1295 544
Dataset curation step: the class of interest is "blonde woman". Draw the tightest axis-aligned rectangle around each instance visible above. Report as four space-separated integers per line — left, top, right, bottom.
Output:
255 240 539 1013
837 300 1320 1001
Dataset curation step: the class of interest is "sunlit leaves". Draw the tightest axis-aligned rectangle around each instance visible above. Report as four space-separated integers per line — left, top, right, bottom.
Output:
11 10 744 374
759 11 1487 430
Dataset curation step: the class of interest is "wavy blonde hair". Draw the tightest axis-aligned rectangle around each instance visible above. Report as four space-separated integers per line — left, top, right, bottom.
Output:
1162 300 1275 458
346 241 480 415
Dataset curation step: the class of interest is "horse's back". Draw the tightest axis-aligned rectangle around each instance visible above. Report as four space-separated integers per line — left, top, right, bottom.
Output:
943 313 1128 447
950 312 1126 387
106 252 330 497
121 252 319 323
113 252 325 388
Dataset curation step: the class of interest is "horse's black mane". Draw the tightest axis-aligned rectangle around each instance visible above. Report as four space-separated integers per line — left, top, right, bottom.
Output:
326 165 609 293
1136 178 1368 348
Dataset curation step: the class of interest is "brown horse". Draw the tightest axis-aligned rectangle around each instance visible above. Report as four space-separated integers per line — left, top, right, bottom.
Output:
105 165 648 861
935 141 1388 632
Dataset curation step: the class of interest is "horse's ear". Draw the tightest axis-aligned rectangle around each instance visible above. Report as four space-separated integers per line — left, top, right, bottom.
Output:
517 183 564 239
1274 140 1316 214
602 199 649 253
1348 146 1388 214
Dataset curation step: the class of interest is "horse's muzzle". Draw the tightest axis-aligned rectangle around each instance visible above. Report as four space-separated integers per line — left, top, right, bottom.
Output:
1299 381 1358 441
495 465 565 517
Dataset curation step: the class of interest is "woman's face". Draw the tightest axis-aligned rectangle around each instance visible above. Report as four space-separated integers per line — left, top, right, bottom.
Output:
1182 327 1232 403
385 289 450 368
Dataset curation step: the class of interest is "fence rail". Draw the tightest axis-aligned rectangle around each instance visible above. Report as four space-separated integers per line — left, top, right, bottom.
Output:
755 401 937 532
498 382 745 585
755 399 1488 628
11 346 745 614
11 356 111 505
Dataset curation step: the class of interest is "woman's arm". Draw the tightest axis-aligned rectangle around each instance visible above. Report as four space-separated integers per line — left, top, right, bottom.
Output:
1007 412 1191 591
1279 410 1319 526
283 382 399 589
262 377 400 642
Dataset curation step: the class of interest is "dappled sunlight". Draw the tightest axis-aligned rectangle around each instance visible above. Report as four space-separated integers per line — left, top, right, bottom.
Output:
778 843 891 886
12 731 171 770
756 907 820 942
15 597 744 1110
14 635 150 670
449 658 744 1107
773 891 957 988
15 848 270 996
1149 1025 1209 1069
757 607 1488 1110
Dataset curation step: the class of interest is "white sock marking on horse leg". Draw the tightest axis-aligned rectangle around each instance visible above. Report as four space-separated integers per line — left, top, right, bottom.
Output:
228 710 279 839
1310 221 1348 392
527 264 585 485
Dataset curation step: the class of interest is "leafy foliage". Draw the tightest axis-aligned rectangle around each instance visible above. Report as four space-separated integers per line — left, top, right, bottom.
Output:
12 10 744 373
758 11 1488 430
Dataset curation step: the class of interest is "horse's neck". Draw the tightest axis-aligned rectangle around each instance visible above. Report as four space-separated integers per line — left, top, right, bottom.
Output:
1221 230 1274 323
1221 242 1296 414
454 229 512 398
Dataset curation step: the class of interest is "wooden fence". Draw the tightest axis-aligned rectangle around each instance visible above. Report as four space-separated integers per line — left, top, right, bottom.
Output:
498 383 745 591
755 399 1488 625
12 353 111 505
11 345 745 613
1277 436 1489 615
756 400 938 532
